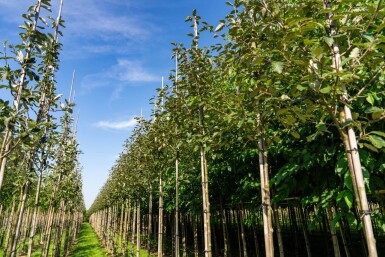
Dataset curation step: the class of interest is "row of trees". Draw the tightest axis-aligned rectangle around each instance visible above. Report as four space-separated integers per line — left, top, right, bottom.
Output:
89 0 385 257
0 0 85 256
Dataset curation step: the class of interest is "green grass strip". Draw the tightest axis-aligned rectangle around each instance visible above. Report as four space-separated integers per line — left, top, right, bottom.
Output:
70 222 107 257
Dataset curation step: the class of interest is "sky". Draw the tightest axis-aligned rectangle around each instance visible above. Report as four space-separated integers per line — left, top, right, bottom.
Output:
0 0 229 208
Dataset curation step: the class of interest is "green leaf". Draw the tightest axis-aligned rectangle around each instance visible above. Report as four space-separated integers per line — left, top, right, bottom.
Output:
332 211 343 227
362 143 379 153
368 135 385 148
344 191 353 209
371 131 385 138
336 190 353 208
344 172 353 192
335 156 347 177
376 21 385 32
346 212 358 228
290 131 300 139
323 36 334 47
365 106 383 113
366 94 375 105
272 61 283 74
297 84 307 91
320 85 331 94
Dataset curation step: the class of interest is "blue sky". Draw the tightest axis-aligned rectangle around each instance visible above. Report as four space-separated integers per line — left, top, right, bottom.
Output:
0 0 229 208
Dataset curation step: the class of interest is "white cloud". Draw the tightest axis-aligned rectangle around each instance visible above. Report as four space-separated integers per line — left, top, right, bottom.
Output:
60 0 157 57
0 0 159 57
95 118 137 130
81 59 159 91
113 59 158 82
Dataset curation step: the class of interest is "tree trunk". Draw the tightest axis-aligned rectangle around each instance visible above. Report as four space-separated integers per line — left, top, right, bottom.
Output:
323 1 377 256
131 202 137 257
289 206 299 257
299 205 311 257
193 215 199 257
158 172 164 257
120 202 124 253
148 190 153 257
182 215 187 257
253 223 261 257
274 204 284 257
9 181 30 257
199 105 212 257
236 210 242 257
339 218 351 257
221 202 229 257
137 200 141 257
327 205 341 257
257 112 274 257
27 159 44 257
175 153 180 257
240 209 248 257
125 198 132 257
3 201 16 256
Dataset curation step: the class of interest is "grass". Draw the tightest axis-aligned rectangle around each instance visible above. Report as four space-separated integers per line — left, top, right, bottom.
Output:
124 240 156 257
69 222 107 257
1 224 155 257
108 231 156 257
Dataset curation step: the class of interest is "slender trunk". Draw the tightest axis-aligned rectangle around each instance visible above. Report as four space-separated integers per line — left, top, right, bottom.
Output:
327 205 341 257
125 198 132 257
274 204 284 257
120 202 124 253
54 200 65 257
113 204 118 255
9 181 30 257
158 172 164 257
339 218 351 257
299 205 311 257
199 105 212 257
41 172 62 257
131 202 137 257
193 216 199 257
289 206 299 257
137 201 141 257
182 215 187 257
320 209 331 257
236 210 242 257
3 201 16 256
42 205 55 257
21 208 31 254
175 152 180 257
28 162 44 257
253 223 261 257
63 213 72 257
148 190 153 257
240 209 248 257
212 215 218 256
257 112 274 257
220 200 229 257
323 1 377 256
0 205 4 246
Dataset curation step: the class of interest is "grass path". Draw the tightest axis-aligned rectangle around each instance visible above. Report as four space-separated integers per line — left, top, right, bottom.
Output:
70 222 107 257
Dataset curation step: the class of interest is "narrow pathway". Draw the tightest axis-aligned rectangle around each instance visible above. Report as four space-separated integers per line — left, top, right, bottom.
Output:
70 222 107 257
